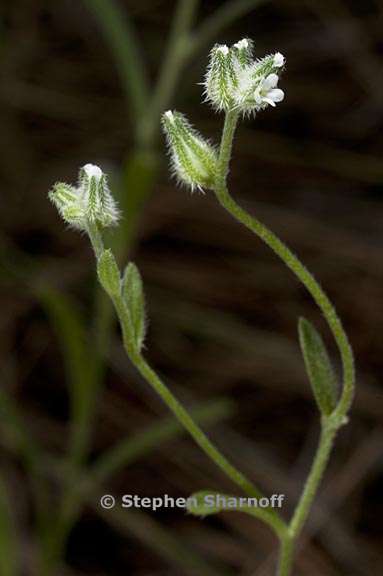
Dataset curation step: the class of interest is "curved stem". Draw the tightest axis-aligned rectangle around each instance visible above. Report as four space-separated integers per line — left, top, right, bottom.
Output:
138 0 200 147
213 111 355 576
130 354 285 531
106 291 285 531
215 113 355 421
83 0 149 123
189 0 269 56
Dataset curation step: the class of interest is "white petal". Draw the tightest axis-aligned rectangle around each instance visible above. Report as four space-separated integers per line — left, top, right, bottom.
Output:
263 98 276 107
83 164 103 181
273 53 285 67
253 88 262 104
263 73 279 90
234 38 250 50
164 110 175 122
217 45 229 55
268 88 284 103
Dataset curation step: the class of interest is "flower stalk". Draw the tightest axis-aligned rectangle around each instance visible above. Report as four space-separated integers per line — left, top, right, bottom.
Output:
161 37 355 575
210 93 354 576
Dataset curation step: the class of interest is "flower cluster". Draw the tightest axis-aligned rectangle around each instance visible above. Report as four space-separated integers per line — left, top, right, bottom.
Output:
161 37 285 191
49 164 119 230
204 38 285 115
162 110 218 192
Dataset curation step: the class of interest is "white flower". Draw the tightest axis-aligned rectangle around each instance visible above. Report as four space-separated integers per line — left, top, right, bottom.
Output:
49 164 120 229
254 73 284 108
273 52 285 68
162 110 218 192
82 163 103 180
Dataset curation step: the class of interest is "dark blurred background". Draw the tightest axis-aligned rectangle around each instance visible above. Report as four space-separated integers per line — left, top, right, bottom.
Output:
1 0 383 575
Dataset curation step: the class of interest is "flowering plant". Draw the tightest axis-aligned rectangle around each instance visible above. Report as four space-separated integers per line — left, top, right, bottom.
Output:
49 38 355 576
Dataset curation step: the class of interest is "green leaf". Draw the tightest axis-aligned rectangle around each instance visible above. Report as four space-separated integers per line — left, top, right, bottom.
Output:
298 317 338 415
121 262 146 351
97 249 121 298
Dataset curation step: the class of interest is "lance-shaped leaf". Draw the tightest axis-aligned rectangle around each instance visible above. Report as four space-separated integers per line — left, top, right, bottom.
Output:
122 262 146 351
97 249 121 298
298 317 338 415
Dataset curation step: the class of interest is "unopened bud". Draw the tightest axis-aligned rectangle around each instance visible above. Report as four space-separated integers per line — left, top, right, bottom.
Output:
49 164 120 230
162 110 218 191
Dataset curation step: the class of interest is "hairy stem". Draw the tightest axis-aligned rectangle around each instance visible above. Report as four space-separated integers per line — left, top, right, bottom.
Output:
215 113 355 419
213 111 355 576
101 289 286 534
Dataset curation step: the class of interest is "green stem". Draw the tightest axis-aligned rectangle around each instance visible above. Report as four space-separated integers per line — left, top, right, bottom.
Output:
289 421 336 538
132 353 263 499
189 0 268 56
106 290 285 532
276 423 337 576
86 224 281 521
214 111 355 576
138 0 200 147
130 356 286 533
114 293 262 499
83 0 149 124
215 114 355 421
277 535 294 576
86 221 105 259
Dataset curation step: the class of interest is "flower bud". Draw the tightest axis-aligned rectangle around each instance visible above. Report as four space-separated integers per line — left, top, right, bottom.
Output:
162 110 218 191
204 44 238 111
49 164 120 230
231 38 254 68
49 182 85 228
78 164 120 227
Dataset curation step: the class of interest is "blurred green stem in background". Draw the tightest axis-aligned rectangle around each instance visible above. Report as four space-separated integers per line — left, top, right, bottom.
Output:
0 384 233 576
82 0 149 124
212 110 355 576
